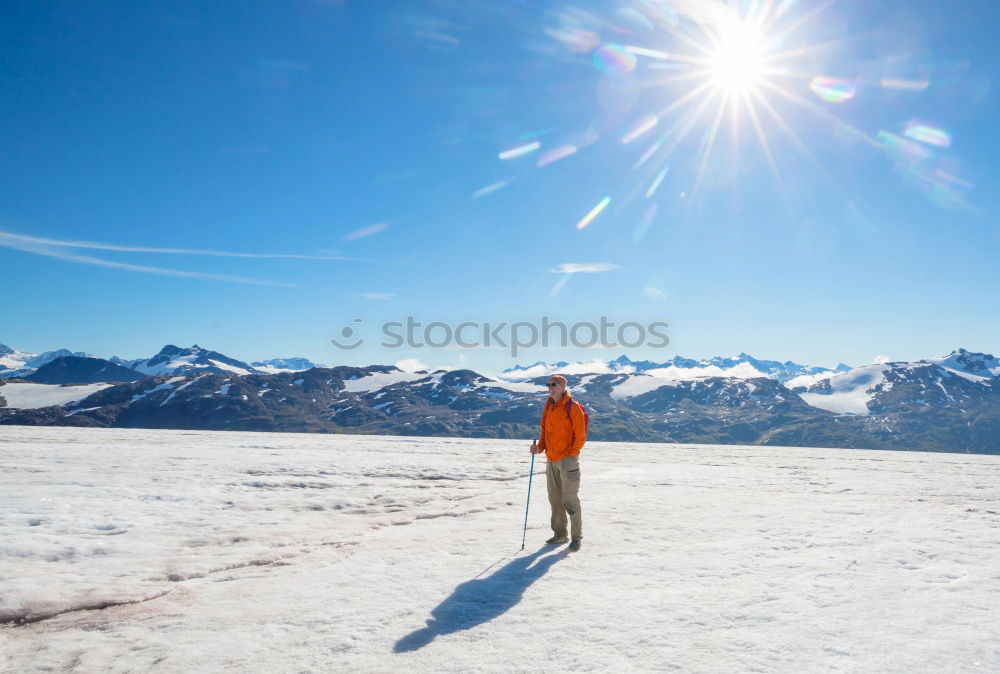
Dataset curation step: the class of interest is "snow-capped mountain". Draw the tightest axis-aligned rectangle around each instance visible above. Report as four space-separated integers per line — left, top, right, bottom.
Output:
0 343 96 378
113 344 265 377
789 349 1000 417
778 347 1000 420
500 353 851 384
250 357 325 374
3 343 998 453
0 343 22 376
924 347 1000 381
792 363 894 415
3 348 998 453
23 356 146 385
4 341 324 380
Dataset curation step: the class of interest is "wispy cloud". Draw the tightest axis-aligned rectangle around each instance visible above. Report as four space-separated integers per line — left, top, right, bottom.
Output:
0 230 361 260
550 262 620 274
394 358 428 372
1 236 296 287
344 223 389 241
356 292 395 300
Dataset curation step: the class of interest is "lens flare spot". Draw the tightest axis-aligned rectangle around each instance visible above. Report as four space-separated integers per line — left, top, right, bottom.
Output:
593 44 637 74
621 114 659 144
498 141 540 160
544 7 601 53
833 122 881 148
547 27 598 53
577 129 600 148
808 77 856 103
644 285 666 300
647 61 691 71
624 45 669 59
634 133 667 169
904 120 951 148
472 179 512 199
633 204 658 242
537 145 578 167
615 7 655 34
646 167 669 198
575 196 611 230
881 78 930 91
635 0 679 27
879 130 931 163
878 131 975 210
520 128 555 141
549 273 573 297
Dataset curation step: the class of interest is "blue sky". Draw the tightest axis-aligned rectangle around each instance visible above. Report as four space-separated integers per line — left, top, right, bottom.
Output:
2 0 998 373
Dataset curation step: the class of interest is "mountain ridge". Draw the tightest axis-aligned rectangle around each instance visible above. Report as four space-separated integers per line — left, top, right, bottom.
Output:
2 345 998 454
500 352 853 384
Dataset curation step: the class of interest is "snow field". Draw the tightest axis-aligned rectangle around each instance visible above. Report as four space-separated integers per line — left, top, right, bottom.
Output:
798 364 893 415
1 426 998 672
0 382 115 409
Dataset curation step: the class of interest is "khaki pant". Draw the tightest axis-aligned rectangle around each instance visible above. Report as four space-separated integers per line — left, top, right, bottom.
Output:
546 455 582 540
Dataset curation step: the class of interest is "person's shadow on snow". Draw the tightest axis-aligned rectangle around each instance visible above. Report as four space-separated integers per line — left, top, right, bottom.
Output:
394 546 567 652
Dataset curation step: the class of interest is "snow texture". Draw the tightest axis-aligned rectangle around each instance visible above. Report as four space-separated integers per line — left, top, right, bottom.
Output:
0 349 32 374
1 426 999 672
475 379 546 394
130 377 184 403
0 383 114 409
641 362 770 380
507 360 770 383
502 359 635 379
207 360 251 376
609 365 774 401
926 351 1000 382
799 364 893 415
342 370 427 393
251 364 298 375
611 373 683 399
785 371 837 390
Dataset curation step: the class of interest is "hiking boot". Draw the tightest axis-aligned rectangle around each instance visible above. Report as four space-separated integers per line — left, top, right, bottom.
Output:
545 535 569 545
568 539 582 552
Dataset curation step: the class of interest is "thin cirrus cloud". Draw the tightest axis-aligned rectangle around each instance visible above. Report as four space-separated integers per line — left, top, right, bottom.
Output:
0 230 360 260
344 223 389 241
0 229 364 287
4 240 296 287
356 292 395 300
550 262 620 274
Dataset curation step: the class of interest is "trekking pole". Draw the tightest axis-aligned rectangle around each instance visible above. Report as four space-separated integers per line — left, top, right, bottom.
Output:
521 438 538 550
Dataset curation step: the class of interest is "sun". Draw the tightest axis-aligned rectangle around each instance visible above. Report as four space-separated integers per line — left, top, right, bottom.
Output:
707 19 765 93
618 3 827 203
525 0 885 219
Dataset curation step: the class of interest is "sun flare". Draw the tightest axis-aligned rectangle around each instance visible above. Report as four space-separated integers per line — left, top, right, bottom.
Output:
530 1 938 218
620 3 831 204
707 20 765 93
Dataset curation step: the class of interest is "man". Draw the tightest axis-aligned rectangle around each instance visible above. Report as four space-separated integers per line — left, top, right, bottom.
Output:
530 374 586 551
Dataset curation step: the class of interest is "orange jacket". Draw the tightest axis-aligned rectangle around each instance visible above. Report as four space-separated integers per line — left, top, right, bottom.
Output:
538 393 586 462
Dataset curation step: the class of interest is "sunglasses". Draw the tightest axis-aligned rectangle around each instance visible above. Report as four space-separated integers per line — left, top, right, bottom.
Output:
546 382 560 387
